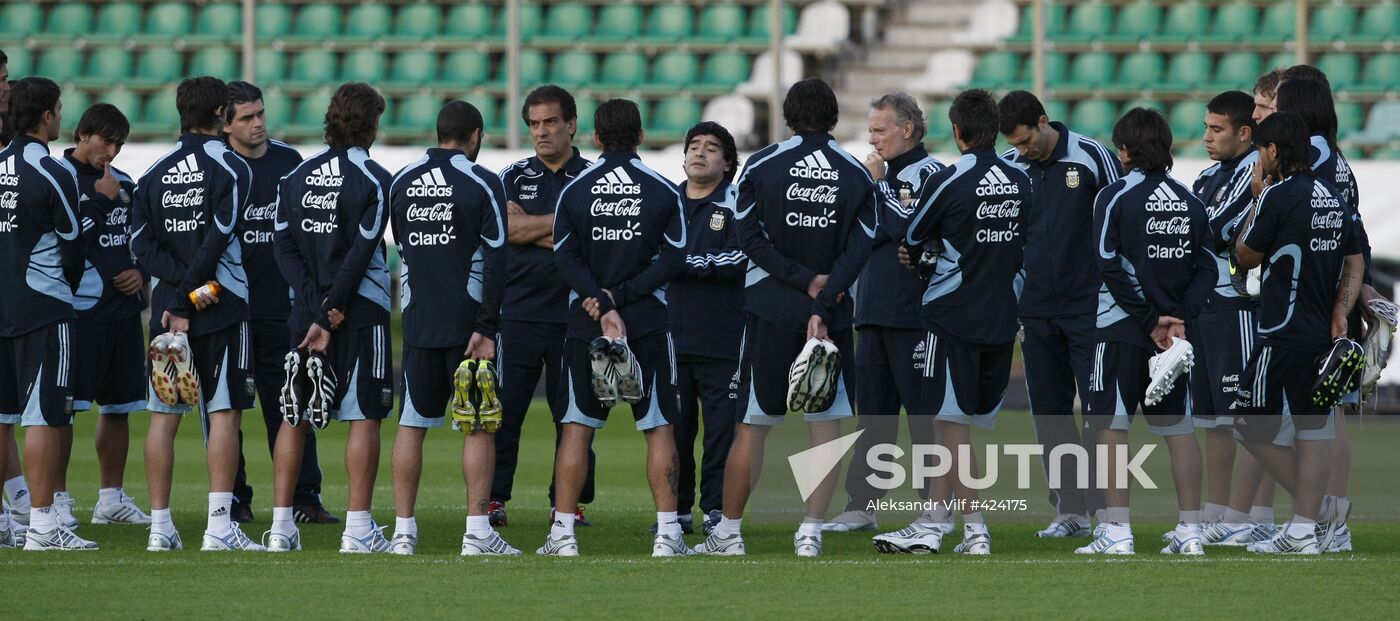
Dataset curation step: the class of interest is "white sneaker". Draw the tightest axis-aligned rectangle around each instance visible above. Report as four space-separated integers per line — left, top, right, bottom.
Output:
1327 524 1353 553
462 531 522 556
389 532 418 555
536 533 580 556
954 528 992 555
1035 514 1092 538
1318 497 1351 552
794 532 823 557
1200 521 1256 546
23 525 98 551
202 524 265 551
1075 526 1135 555
92 493 152 525
147 529 183 552
340 524 391 553
1145 337 1194 406
1248 528 1320 554
1161 524 1205 555
53 492 79 530
9 504 30 527
823 509 878 532
695 531 746 556
873 521 944 554
263 529 302 553
0 522 14 548
652 532 696 557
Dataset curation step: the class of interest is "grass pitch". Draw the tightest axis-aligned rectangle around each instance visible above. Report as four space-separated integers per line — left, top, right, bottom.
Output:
5 408 1399 619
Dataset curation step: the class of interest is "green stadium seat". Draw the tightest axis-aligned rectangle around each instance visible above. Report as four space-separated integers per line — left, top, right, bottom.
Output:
4 47 33 78
746 3 799 42
89 2 142 43
1065 52 1115 89
1116 52 1164 90
1109 0 1161 43
1068 100 1117 141
1120 99 1167 117
698 5 746 43
597 51 648 89
440 50 491 87
643 4 694 44
1335 101 1363 140
294 86 336 130
260 90 293 130
1162 52 1212 91
293 3 342 40
42 3 93 39
1207 1 1258 43
1356 4 1400 43
549 51 597 88
1043 100 1070 125
444 4 494 41
194 3 242 42
143 2 193 38
288 49 338 87
134 49 183 86
1020 52 1066 87
1007 2 1065 44
142 86 180 130
96 88 142 121
62 90 92 131
1360 54 1400 94
344 4 392 41
649 51 699 89
387 50 438 88
1355 101 1400 145
1262 52 1294 75
534 4 591 44
970 51 1020 89
341 49 387 84
392 3 441 40
255 49 285 83
574 94 599 134
190 47 238 80
1168 101 1206 138
37 48 83 83
594 5 644 42
1309 5 1355 42
1316 53 1360 91
255 3 292 40
1160 1 1208 42
701 52 752 88
1250 3 1296 42
83 47 133 83
518 49 546 85
0 3 42 38
496 4 543 39
1211 52 1261 90
392 92 443 131
925 100 953 143
1060 1 1113 43
472 95 501 133
651 98 701 138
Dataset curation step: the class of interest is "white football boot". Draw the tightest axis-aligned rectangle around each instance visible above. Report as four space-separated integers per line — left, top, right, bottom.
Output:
1145 337 1194 406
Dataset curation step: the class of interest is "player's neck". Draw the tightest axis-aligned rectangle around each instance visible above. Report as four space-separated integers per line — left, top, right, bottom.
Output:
231 139 268 160
686 178 719 200
24 131 49 145
538 148 572 172
186 127 222 138
69 147 96 167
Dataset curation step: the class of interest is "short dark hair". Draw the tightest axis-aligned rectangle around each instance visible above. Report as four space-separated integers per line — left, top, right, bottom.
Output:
1254 111 1310 175
1112 107 1174 173
1254 68 1285 99
176 76 228 133
8 77 61 136
437 100 483 145
323 82 384 150
997 90 1048 135
522 85 577 123
1207 91 1257 133
1275 77 1337 146
783 78 838 134
72 103 129 145
1282 64 1331 89
1 49 7 66
225 80 263 124
594 98 642 151
948 89 999 149
684 121 740 184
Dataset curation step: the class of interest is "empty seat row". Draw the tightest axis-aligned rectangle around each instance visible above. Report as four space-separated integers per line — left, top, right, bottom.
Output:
970 51 1400 93
1009 0 1400 44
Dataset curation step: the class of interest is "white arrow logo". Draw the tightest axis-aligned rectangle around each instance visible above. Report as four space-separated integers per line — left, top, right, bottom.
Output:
787 429 864 502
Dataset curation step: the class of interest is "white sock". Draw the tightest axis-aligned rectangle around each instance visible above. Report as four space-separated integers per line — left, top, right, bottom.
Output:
31 505 58 532
395 516 418 537
1101 507 1131 537
1250 505 1275 525
466 515 491 537
345 510 373 537
98 487 123 505
656 511 680 537
1202 503 1227 523
4 476 30 512
207 492 233 533
796 519 822 537
1224 508 1253 525
963 511 986 526
1286 515 1317 539
716 516 742 537
919 505 951 526
151 508 175 535
272 507 295 536
551 511 576 537
1179 510 1201 526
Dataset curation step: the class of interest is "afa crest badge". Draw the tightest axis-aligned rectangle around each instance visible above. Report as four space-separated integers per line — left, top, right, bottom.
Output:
709 211 726 231
1065 169 1080 189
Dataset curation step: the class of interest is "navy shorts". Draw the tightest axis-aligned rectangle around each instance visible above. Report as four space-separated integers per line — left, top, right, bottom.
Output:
1232 344 1334 446
147 321 255 416
854 326 924 416
559 332 679 431
398 344 467 429
0 322 75 427
1085 340 1193 436
325 323 394 422
1189 308 1255 430
73 315 147 415
738 316 854 426
916 332 1011 429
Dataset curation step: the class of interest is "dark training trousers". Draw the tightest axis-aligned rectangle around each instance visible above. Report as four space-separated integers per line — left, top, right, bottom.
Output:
231 319 323 509
1021 315 1101 517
